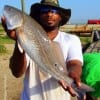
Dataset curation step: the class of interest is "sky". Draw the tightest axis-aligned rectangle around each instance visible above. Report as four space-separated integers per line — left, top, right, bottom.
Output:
0 0 100 24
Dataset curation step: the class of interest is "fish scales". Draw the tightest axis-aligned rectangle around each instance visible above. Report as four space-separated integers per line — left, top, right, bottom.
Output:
18 15 66 78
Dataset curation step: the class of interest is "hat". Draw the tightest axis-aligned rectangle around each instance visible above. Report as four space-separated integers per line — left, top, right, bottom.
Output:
30 0 71 26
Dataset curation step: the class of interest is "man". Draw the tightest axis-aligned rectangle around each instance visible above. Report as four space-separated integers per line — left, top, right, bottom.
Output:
1 0 83 100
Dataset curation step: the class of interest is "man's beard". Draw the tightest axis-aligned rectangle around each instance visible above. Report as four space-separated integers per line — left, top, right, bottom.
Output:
40 22 59 32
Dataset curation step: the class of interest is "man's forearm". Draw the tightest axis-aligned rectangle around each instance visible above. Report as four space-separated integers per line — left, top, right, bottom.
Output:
67 60 82 86
10 42 27 78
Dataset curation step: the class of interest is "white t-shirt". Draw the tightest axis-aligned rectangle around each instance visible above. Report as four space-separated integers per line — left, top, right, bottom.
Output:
19 31 83 100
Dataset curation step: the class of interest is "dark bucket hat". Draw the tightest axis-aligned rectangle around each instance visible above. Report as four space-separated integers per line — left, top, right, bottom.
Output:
30 0 71 26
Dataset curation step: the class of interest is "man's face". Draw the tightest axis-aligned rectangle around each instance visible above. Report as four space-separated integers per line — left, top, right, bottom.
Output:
39 6 62 28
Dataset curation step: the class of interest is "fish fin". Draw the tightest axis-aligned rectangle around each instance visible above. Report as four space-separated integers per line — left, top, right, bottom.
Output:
79 82 95 92
72 82 95 93
71 82 95 99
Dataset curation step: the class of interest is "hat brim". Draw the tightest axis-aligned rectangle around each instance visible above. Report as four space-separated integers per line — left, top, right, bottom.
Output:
30 3 71 26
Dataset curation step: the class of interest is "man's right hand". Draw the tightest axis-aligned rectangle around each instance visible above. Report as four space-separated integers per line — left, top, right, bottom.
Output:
1 16 17 40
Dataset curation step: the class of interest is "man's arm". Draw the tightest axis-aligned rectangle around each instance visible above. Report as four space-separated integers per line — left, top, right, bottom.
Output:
10 42 27 78
67 60 82 86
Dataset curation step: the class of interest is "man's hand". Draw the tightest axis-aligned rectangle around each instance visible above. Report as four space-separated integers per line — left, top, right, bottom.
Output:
58 80 76 96
1 16 17 40
59 60 82 97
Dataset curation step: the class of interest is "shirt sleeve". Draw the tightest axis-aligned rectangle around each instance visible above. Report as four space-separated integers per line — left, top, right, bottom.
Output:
67 36 83 64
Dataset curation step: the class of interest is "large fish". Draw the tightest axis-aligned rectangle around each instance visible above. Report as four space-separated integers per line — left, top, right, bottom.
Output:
3 5 94 98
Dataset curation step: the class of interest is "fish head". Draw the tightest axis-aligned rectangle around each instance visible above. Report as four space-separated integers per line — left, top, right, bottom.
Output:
3 5 23 30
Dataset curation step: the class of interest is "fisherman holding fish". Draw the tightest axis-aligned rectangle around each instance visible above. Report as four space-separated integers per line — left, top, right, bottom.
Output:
1 0 86 100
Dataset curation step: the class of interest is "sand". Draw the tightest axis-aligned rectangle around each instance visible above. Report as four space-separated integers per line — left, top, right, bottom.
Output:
0 44 23 100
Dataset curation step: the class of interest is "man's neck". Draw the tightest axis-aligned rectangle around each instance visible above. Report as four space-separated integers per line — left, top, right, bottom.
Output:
46 28 59 40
